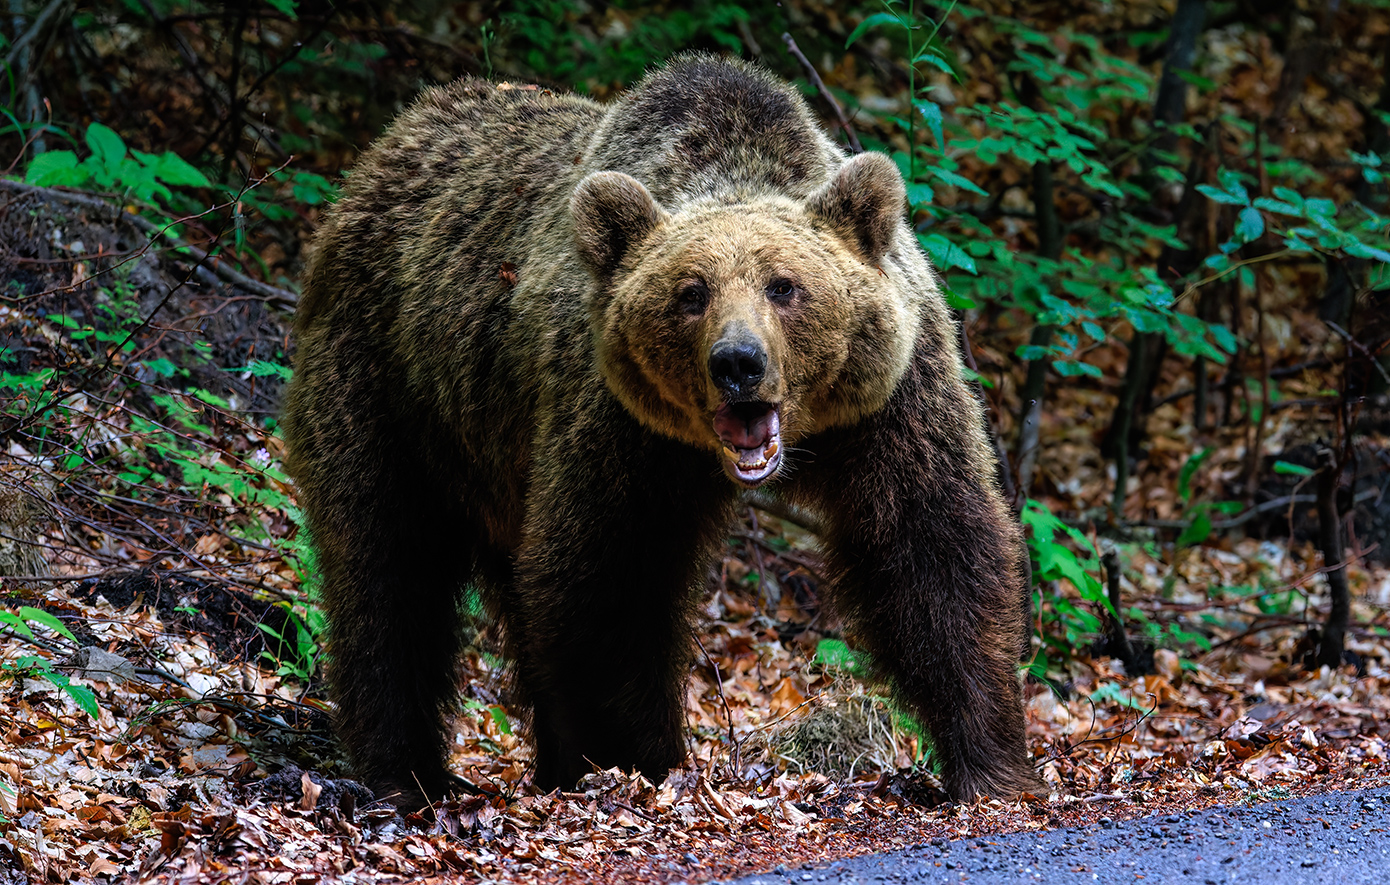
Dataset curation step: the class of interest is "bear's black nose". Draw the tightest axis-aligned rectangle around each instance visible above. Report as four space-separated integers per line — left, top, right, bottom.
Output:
709 337 767 396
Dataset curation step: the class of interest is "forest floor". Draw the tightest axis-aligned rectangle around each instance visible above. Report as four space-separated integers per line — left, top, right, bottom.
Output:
0 184 1387 885
2 523 1388 885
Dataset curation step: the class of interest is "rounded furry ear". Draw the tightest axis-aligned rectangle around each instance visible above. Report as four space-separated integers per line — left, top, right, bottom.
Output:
807 152 907 263
571 171 668 276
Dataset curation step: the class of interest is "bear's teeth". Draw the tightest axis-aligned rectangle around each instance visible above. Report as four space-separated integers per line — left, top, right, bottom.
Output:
765 440 779 458
722 445 740 462
738 457 768 470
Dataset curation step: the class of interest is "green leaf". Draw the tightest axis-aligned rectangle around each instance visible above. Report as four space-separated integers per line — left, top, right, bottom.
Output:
85 122 127 173
1052 360 1101 378
25 151 86 187
1235 206 1264 241
1177 511 1213 548
917 52 956 77
16 607 77 642
140 357 178 378
64 683 99 719
960 365 994 387
0 613 35 639
1209 323 1238 355
845 11 902 48
915 100 945 148
918 233 978 274
1090 682 1151 711
1272 460 1315 476
235 360 293 381
1174 69 1216 92
264 0 299 18
154 152 211 188
1304 197 1336 219
944 288 977 309
1252 196 1300 216
1271 186 1305 209
905 181 935 207
928 166 989 196
1195 183 1246 206
814 638 869 674
1177 447 1213 503
1216 167 1248 202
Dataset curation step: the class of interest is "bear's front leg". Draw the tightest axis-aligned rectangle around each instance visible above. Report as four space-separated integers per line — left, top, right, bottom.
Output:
509 398 737 790
787 334 1041 802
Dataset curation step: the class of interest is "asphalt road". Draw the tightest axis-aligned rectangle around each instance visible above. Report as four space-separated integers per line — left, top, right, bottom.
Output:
719 787 1390 885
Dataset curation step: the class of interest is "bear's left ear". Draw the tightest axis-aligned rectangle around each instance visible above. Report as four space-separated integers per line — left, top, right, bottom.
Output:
807 152 906 263
571 171 669 277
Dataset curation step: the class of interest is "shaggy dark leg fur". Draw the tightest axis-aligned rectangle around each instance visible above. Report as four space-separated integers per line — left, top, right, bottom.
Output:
508 397 736 789
787 332 1040 801
284 337 473 810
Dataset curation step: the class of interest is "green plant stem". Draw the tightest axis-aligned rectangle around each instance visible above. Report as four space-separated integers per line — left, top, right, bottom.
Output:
1015 160 1062 499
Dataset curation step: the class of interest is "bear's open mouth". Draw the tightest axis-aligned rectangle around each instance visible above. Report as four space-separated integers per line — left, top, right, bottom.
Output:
713 401 782 486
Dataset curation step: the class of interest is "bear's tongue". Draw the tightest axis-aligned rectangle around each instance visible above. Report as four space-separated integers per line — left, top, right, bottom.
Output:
714 402 775 449
714 402 782 484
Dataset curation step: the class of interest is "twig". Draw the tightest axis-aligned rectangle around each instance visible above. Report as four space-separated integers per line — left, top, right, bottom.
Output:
0 179 298 308
1327 320 1390 385
746 506 772 607
740 489 824 535
3 0 69 71
693 632 741 778
735 531 826 581
1135 487 1378 532
781 32 863 153
752 692 822 732
960 319 1019 508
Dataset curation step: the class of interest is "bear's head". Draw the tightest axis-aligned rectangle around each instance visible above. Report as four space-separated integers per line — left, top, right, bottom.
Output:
571 152 919 487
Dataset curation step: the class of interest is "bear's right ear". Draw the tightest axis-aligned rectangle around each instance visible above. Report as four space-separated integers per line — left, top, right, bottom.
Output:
806 152 907 264
571 171 668 277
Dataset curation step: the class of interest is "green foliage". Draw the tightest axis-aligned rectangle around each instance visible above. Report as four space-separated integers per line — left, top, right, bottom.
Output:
24 122 211 207
850 5 1238 383
1020 498 1106 677
238 169 338 223
258 599 323 681
500 0 757 90
0 605 77 644
464 698 514 737
813 638 871 676
1088 680 1151 711
0 608 98 719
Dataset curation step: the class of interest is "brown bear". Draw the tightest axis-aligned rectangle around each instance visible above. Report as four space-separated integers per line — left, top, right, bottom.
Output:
282 53 1038 809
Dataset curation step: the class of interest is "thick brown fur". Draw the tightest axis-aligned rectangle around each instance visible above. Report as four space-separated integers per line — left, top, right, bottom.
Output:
282 54 1039 809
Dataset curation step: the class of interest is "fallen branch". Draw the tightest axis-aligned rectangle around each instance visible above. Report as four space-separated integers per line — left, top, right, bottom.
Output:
0 179 299 309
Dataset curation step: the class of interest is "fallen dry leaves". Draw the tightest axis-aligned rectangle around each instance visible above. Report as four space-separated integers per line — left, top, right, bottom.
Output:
1 520 1388 884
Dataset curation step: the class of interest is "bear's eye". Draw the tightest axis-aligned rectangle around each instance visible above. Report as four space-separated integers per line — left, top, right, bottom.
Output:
766 279 799 304
676 281 708 315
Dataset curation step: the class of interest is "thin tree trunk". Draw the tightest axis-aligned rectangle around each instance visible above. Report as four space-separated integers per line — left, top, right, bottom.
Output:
1314 448 1349 669
1150 0 1208 158
1108 0 1207 516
